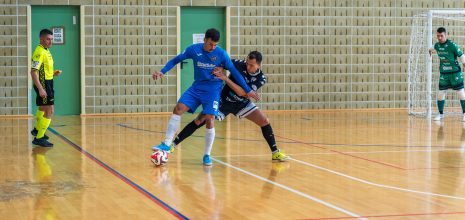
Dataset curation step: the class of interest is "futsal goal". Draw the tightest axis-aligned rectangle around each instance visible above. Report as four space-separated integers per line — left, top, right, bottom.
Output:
408 10 465 118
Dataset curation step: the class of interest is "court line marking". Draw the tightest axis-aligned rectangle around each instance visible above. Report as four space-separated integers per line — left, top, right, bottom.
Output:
301 211 465 219
48 127 189 220
117 124 463 170
212 148 464 158
115 123 464 215
211 157 366 220
275 134 406 170
214 150 465 170
117 123 465 149
290 158 465 201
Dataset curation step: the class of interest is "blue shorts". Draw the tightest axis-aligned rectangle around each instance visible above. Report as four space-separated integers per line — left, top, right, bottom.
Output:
178 86 220 116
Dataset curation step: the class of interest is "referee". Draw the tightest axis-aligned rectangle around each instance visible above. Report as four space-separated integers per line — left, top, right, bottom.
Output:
30 29 62 147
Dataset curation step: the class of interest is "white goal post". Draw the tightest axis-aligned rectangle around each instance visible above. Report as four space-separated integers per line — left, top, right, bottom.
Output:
408 10 465 118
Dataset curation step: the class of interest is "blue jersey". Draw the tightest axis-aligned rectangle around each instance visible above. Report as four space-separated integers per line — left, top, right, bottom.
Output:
160 43 252 93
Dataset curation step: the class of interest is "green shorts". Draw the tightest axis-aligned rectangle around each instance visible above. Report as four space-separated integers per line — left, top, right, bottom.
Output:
439 72 464 91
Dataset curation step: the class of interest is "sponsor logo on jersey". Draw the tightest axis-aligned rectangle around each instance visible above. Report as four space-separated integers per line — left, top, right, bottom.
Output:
197 61 216 69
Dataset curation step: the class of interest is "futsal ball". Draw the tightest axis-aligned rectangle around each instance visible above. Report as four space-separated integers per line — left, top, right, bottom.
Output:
150 150 169 166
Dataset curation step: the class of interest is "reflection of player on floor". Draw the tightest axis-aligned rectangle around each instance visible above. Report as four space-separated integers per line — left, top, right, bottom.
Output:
32 147 56 220
429 27 465 121
171 51 290 162
151 28 259 166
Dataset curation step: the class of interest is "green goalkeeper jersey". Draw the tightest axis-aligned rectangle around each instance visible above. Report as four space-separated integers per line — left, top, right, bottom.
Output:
434 39 463 74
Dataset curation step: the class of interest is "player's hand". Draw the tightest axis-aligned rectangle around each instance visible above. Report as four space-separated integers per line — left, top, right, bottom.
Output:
212 67 227 80
429 48 434 56
247 90 260 101
54 70 62 76
38 88 47 98
152 71 164 80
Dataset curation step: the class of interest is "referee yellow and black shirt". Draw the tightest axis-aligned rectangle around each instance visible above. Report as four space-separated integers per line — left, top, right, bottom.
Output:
32 44 55 105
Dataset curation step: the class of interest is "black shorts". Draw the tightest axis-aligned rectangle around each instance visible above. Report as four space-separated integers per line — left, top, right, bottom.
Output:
216 99 258 121
34 79 54 106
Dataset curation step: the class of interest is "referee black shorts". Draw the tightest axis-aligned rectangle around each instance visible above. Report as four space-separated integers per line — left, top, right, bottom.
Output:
34 79 54 106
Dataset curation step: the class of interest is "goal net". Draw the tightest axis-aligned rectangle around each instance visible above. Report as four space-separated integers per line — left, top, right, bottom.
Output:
408 10 465 118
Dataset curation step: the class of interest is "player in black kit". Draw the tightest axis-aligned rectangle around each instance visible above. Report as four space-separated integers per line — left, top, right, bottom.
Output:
168 51 290 163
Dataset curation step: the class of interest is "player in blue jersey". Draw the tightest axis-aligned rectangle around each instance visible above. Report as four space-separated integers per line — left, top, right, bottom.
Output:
169 51 290 163
151 28 259 166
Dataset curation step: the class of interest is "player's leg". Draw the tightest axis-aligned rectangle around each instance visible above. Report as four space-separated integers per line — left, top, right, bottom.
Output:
32 81 54 147
434 90 446 121
172 96 234 149
452 71 465 121
200 95 220 166
171 113 207 152
31 109 45 137
435 74 449 121
458 89 465 121
152 102 190 152
33 105 53 147
153 87 201 152
243 106 290 162
203 115 215 166
31 86 48 140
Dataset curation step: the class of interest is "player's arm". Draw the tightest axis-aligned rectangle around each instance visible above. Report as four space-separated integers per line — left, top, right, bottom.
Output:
459 55 465 69
222 54 260 101
223 55 251 92
30 53 47 98
454 43 465 68
429 48 435 56
430 43 438 56
212 67 247 97
31 69 46 98
152 47 191 80
54 70 62 76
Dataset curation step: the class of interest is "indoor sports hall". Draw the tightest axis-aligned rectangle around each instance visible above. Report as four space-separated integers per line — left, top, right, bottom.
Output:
2 0 465 219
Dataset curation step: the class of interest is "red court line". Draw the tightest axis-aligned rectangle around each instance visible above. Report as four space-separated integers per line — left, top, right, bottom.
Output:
302 211 465 220
275 134 406 170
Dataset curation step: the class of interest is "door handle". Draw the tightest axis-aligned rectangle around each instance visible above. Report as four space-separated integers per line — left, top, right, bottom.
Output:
180 61 188 69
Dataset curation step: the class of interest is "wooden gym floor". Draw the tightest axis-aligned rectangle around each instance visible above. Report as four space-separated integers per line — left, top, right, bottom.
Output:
2 110 465 219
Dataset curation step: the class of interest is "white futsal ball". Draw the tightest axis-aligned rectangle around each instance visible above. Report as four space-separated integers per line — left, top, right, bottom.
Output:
150 150 169 166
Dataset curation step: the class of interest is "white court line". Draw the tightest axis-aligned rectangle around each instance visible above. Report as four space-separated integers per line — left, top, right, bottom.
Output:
213 148 464 158
290 158 465 201
211 158 367 220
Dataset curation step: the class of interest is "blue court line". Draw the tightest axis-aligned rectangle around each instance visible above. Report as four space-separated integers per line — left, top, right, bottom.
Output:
48 127 189 220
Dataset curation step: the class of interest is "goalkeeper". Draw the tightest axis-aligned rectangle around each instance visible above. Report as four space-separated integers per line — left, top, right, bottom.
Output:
429 27 465 121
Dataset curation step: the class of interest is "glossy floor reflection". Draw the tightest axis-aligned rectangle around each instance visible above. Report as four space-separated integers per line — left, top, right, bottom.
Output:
2 110 465 219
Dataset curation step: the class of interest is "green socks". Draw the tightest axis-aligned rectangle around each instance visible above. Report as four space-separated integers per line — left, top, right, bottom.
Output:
438 100 445 114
